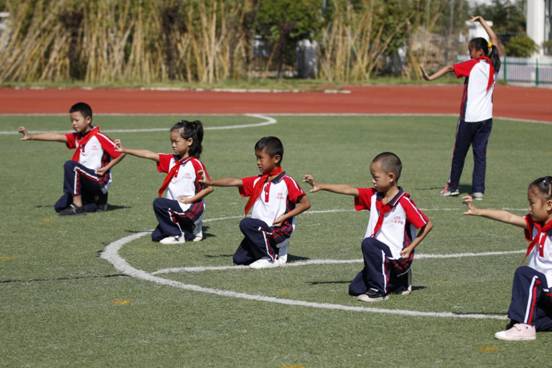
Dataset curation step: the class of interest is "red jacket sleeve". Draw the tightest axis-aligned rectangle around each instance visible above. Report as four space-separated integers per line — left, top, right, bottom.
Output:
354 188 375 211
96 133 122 159
239 176 258 197
453 59 479 78
524 215 534 241
283 176 306 204
157 154 172 173
190 158 210 185
65 133 76 149
400 196 429 229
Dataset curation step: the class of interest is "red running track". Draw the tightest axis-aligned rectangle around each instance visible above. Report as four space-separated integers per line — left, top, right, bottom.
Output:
0 85 550 122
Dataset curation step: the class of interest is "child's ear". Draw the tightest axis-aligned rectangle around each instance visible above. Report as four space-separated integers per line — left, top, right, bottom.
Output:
273 154 282 164
546 199 552 212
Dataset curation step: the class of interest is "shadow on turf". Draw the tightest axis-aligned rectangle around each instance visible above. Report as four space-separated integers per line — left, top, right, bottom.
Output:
414 184 473 194
0 273 128 284
204 254 310 261
35 204 131 212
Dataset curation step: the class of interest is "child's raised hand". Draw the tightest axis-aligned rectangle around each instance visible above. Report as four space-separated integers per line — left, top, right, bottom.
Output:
303 174 320 193
419 65 430 81
462 195 479 216
18 127 31 140
470 15 483 23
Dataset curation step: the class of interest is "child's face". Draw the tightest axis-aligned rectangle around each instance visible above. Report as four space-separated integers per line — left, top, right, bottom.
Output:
70 111 92 133
370 161 395 193
255 149 280 174
170 130 192 156
469 46 484 59
527 186 552 222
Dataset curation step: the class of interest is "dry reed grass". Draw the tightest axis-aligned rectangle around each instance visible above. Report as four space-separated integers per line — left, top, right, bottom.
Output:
0 0 251 84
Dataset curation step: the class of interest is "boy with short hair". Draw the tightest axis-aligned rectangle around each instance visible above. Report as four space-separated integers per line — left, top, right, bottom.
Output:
304 152 432 302
203 136 311 269
18 102 123 215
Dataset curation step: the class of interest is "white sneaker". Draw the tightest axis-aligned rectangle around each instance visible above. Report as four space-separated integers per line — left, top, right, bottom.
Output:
472 192 484 200
277 242 288 265
495 323 536 341
249 257 279 269
357 292 389 303
159 236 186 245
396 285 412 296
441 189 460 197
192 231 203 242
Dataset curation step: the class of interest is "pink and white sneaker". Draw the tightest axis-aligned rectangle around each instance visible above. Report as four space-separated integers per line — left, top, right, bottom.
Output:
494 323 536 341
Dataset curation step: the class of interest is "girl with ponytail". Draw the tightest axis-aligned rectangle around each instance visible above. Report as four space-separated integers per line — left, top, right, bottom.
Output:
421 16 503 201
114 120 213 244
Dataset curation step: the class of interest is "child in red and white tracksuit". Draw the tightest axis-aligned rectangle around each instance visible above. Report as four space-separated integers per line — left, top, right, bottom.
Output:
305 152 433 302
464 176 552 341
116 120 212 244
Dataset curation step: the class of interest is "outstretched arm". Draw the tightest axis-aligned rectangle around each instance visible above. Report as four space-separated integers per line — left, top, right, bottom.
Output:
201 174 243 187
115 139 159 162
18 127 67 143
420 65 454 81
463 195 525 228
472 15 503 56
303 174 358 196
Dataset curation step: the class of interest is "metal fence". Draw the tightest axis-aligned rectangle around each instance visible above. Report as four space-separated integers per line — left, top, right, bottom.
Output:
498 57 552 86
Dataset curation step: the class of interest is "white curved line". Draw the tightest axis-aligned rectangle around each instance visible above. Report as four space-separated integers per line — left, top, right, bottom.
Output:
100 231 507 320
153 250 524 275
0 114 276 135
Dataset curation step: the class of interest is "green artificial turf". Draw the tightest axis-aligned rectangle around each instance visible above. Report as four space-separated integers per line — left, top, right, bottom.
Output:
1 114 550 367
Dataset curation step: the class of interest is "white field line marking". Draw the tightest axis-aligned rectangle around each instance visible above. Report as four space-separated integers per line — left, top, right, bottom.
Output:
0 113 276 135
152 250 525 275
100 231 507 320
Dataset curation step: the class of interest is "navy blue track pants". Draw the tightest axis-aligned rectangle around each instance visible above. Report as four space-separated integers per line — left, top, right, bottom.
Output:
151 198 203 241
507 266 552 331
54 160 106 212
349 237 412 296
233 218 280 265
448 118 492 193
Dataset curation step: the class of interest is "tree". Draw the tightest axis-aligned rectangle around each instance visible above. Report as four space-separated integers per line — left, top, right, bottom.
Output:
505 34 538 57
255 0 323 77
472 0 526 43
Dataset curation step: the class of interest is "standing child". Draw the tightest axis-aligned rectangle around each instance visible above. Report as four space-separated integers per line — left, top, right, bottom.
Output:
115 120 212 245
203 136 311 269
463 177 552 341
421 16 503 200
18 102 123 215
304 152 432 302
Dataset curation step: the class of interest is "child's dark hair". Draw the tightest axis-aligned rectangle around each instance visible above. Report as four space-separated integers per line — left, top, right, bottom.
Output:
372 152 402 181
69 102 93 119
469 37 501 72
171 120 204 158
255 136 284 162
529 176 552 200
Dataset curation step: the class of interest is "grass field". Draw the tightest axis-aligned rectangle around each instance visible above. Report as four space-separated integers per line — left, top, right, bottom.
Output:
1 114 551 367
